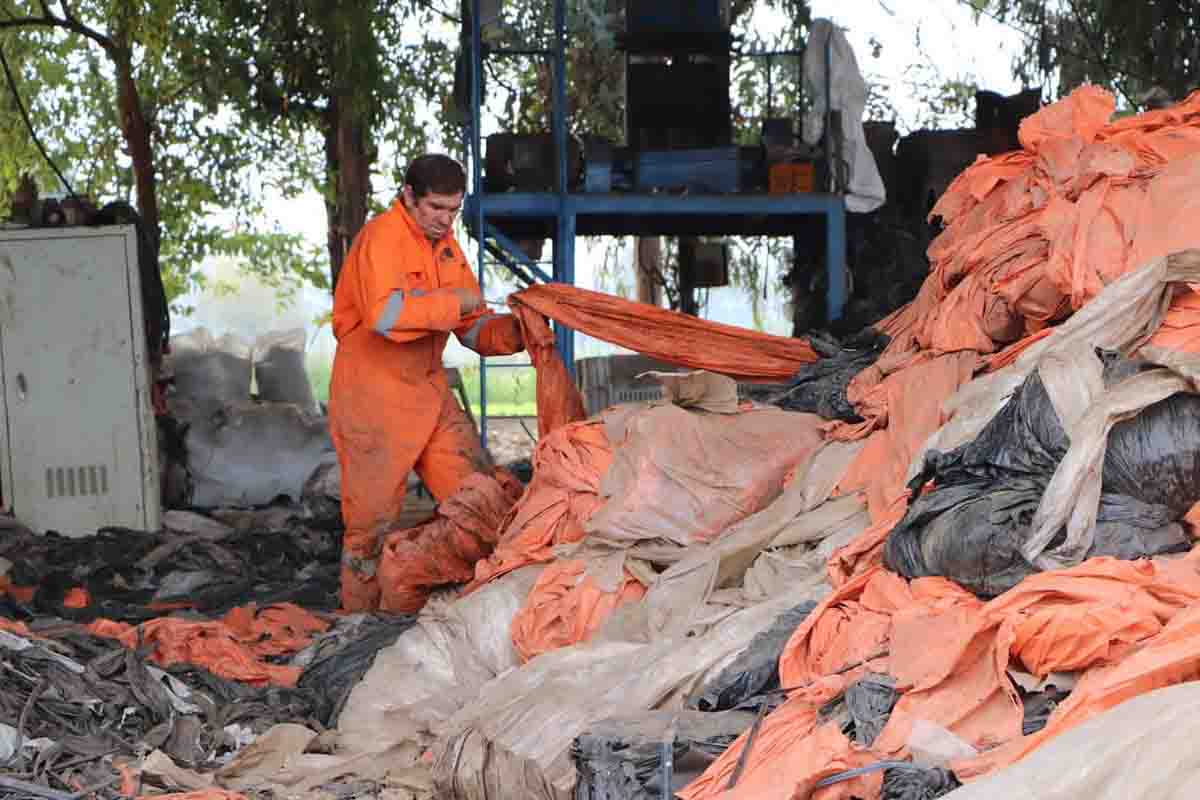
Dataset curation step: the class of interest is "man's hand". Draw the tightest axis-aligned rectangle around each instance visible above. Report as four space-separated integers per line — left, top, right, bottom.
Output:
450 288 483 316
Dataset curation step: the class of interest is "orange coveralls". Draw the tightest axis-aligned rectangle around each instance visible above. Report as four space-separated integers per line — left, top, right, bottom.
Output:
330 200 523 611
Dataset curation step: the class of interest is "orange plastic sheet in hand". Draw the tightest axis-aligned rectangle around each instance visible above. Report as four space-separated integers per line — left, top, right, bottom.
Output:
510 302 586 438
509 283 816 381
509 558 646 662
87 602 329 687
467 421 612 590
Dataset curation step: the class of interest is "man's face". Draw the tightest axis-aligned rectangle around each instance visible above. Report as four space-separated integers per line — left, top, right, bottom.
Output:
403 186 463 241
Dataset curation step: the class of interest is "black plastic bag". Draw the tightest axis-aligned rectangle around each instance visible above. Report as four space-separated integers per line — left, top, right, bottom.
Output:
691 601 817 712
885 353 1195 597
843 674 898 747
769 330 890 422
297 613 417 727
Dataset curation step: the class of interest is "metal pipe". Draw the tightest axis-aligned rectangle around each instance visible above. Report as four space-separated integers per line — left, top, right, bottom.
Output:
469 0 488 447
484 222 553 282
552 0 575 377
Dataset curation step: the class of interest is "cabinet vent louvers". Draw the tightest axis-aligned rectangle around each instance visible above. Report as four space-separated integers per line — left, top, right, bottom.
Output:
45 465 108 498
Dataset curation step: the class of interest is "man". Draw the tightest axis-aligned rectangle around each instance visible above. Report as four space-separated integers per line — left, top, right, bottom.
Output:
329 154 524 611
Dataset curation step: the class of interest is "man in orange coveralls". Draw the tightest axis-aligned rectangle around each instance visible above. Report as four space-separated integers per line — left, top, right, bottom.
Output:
329 154 525 611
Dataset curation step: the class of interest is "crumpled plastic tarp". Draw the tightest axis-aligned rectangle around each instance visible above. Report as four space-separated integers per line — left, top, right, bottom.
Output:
679 555 1200 800
510 558 646 663
586 405 828 549
431 583 823 800
468 421 613 589
940 681 1200 799
336 566 543 756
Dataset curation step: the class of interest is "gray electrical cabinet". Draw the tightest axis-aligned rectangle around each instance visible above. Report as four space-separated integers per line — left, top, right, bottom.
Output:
0 225 161 536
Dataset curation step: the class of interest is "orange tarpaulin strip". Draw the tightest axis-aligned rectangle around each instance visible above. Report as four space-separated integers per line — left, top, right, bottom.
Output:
509 283 817 380
87 603 329 687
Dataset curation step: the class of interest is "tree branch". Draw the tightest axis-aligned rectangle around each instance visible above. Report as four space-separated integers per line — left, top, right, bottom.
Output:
1063 0 1135 108
0 3 114 51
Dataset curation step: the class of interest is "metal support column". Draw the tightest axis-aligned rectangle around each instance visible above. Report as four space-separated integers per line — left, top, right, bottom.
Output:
468 0 488 446
825 200 846 322
550 0 575 377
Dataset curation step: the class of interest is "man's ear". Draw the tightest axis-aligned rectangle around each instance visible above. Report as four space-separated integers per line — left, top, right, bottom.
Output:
401 185 416 210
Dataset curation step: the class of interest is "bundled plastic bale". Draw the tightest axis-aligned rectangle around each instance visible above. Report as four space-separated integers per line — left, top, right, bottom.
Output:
586 404 827 548
168 327 253 423
573 710 755 800
885 351 1197 596
253 328 320 415
510 558 646 662
378 470 524 613
691 601 817 712
185 402 334 507
336 565 543 756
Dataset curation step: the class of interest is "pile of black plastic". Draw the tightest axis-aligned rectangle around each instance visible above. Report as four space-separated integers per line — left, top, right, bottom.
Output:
885 351 1197 597
0 522 340 624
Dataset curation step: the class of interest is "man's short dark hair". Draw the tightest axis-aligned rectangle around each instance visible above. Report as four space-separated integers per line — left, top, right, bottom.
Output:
405 154 467 198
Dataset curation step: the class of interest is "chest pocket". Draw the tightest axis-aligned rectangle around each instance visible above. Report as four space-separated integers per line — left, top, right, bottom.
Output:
436 243 470 286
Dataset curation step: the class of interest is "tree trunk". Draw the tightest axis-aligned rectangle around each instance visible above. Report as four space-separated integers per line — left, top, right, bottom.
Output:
677 236 699 316
634 236 662 305
325 97 373 290
114 50 160 251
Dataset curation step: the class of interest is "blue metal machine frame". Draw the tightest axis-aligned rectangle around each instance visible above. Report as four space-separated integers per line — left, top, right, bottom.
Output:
463 0 846 445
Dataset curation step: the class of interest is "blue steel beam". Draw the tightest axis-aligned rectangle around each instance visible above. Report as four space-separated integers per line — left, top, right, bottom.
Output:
551 0 574 375
470 191 845 217
483 222 553 283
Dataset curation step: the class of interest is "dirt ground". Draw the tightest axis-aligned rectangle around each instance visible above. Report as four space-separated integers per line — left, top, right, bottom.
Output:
483 416 538 466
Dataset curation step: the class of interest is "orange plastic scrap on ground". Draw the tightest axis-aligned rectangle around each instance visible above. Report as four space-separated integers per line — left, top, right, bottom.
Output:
509 283 817 380
0 574 36 605
684 556 1200 800
509 558 646 662
467 421 612 590
87 602 329 687
378 470 524 613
